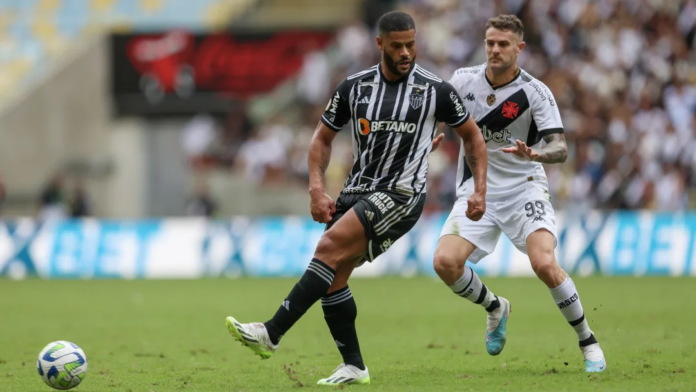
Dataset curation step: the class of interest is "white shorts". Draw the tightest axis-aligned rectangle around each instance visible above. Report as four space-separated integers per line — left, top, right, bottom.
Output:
439 181 558 263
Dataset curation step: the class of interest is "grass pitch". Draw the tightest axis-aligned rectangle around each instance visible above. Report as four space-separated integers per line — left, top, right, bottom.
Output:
1 277 694 391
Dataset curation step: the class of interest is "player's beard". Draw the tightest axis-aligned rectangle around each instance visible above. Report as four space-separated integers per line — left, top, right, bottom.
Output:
488 55 515 74
383 51 415 78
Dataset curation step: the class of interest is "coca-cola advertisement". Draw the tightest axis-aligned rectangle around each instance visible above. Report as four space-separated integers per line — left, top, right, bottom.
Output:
111 29 334 116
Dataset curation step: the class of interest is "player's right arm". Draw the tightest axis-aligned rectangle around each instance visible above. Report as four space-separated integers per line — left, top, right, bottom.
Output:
308 122 339 223
308 79 353 223
435 80 488 221
452 116 488 221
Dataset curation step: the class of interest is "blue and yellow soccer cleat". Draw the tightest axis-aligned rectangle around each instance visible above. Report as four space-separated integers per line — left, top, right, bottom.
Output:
225 316 278 359
582 342 606 372
317 363 370 386
485 296 511 356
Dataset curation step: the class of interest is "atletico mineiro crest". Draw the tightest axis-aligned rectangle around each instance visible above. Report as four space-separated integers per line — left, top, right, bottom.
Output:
409 89 424 109
486 93 496 106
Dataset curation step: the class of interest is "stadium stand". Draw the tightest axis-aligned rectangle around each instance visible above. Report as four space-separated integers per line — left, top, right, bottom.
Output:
0 0 694 217
0 0 257 102
218 0 696 213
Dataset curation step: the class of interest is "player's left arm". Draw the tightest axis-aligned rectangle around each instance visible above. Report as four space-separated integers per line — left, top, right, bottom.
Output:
503 133 567 163
503 81 567 164
534 133 568 164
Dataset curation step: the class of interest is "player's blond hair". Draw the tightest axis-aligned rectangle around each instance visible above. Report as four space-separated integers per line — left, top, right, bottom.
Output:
486 15 524 41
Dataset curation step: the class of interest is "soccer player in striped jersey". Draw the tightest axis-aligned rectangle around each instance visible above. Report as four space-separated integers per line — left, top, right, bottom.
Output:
433 15 606 372
225 11 489 385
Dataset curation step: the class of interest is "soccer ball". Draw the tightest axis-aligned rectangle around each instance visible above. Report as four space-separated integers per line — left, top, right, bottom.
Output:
37 341 88 390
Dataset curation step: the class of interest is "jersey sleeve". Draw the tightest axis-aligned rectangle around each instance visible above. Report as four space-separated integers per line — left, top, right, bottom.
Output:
530 81 564 136
434 81 470 127
447 70 465 95
321 79 353 132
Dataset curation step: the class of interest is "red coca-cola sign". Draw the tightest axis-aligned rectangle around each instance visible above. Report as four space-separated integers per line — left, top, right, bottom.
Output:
126 31 197 102
111 30 333 115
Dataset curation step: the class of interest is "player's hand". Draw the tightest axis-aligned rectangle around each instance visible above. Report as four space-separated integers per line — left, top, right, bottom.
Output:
466 192 486 221
502 140 539 161
430 133 445 152
310 190 336 223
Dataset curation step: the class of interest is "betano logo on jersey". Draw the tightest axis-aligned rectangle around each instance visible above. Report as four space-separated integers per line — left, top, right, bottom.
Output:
481 126 512 143
358 118 417 135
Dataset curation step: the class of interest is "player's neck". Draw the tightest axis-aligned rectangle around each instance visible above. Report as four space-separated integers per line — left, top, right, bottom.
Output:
485 64 519 88
380 62 406 83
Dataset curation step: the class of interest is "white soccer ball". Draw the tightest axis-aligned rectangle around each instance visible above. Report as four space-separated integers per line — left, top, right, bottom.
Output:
37 341 88 390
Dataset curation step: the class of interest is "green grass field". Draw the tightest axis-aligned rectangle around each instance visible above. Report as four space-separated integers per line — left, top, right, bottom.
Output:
1 277 695 391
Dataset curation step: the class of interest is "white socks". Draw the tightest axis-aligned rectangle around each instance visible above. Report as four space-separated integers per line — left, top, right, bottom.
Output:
448 266 500 312
549 277 594 344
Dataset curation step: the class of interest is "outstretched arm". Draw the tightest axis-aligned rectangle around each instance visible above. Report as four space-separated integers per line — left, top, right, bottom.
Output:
308 122 339 223
534 133 568 164
502 133 568 164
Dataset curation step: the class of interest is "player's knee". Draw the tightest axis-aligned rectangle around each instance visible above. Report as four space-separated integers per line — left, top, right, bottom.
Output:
328 275 349 294
529 250 557 280
314 235 340 268
433 251 463 279
314 231 355 269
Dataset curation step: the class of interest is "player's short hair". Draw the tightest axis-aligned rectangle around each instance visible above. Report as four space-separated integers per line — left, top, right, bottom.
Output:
486 14 524 40
378 11 416 37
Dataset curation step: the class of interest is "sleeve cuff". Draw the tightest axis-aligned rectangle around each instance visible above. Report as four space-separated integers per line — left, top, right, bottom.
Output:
539 127 564 135
446 112 470 128
321 115 342 132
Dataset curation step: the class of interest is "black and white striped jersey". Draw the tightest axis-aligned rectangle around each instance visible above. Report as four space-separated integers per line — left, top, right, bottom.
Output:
449 63 564 199
321 63 470 196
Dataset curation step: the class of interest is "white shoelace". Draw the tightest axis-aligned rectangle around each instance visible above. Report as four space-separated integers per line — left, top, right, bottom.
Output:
581 343 604 361
247 322 277 349
330 363 364 378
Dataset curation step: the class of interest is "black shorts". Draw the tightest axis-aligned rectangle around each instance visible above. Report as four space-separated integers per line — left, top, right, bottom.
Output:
326 190 426 263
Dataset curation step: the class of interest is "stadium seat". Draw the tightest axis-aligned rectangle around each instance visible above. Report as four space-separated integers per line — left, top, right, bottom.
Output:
0 0 259 104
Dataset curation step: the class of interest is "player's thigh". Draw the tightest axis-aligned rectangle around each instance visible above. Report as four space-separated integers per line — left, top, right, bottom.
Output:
363 191 425 262
500 182 558 254
439 198 501 263
526 229 557 264
315 207 369 268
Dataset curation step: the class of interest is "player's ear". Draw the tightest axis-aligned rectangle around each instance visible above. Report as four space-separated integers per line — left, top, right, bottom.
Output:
517 39 526 53
376 36 383 51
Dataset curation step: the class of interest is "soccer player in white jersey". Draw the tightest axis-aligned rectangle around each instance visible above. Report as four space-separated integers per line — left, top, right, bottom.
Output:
433 15 606 372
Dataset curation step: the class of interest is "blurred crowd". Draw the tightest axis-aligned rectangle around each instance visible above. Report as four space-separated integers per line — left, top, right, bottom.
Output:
185 0 696 213
34 173 91 220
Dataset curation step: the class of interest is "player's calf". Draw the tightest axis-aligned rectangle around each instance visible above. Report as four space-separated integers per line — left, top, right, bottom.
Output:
446 265 509 355
434 236 509 355
527 230 606 372
549 276 606 372
263 258 336 345
433 242 500 313
322 286 366 371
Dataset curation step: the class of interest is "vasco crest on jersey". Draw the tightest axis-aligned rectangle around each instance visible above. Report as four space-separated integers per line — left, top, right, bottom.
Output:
409 89 424 109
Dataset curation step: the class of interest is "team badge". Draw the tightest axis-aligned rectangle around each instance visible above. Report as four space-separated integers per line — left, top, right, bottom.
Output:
486 94 496 106
409 89 424 109
502 101 519 119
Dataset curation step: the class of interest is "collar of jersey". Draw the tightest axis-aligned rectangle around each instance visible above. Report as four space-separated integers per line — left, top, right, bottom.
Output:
484 64 521 90
377 62 415 86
